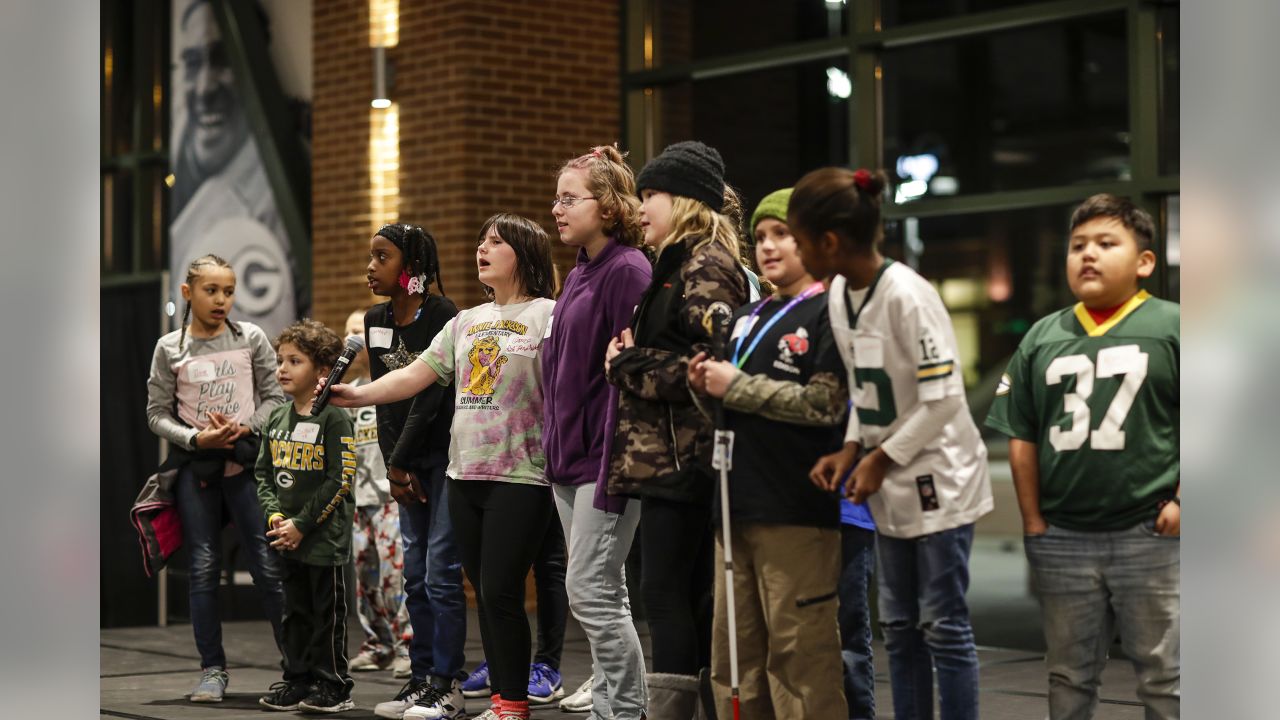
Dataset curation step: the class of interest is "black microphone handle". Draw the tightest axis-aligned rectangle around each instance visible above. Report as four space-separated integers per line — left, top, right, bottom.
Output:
311 353 354 414
709 314 730 431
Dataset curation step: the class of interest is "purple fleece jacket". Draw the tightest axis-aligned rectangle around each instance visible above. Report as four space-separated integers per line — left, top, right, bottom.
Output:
541 238 652 513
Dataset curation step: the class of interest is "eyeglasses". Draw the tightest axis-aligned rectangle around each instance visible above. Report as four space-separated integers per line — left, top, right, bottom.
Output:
551 196 598 209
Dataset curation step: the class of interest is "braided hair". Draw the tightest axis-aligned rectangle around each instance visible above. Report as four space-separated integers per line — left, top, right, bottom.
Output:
374 223 445 295
179 254 242 351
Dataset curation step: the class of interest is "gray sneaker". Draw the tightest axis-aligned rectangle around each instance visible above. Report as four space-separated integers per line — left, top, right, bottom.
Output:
189 666 229 703
392 655 412 679
559 675 594 712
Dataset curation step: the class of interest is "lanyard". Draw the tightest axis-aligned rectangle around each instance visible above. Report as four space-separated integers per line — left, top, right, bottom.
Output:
730 282 824 368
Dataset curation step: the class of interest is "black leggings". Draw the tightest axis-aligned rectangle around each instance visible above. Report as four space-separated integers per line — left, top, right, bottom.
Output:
448 479 553 701
533 516 568 670
640 495 715 675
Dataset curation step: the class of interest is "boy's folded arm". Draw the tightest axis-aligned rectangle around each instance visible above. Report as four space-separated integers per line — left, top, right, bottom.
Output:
723 370 848 426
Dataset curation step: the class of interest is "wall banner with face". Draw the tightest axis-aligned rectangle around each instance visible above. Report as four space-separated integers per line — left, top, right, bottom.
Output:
170 0 310 336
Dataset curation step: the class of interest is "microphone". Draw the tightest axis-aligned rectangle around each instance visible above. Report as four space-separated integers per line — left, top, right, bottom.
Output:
703 303 734 431
312 334 366 414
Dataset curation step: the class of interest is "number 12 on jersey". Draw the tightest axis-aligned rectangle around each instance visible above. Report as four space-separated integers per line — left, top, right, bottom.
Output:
1045 344 1148 452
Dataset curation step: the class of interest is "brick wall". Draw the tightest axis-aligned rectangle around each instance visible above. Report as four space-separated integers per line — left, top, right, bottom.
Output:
312 0 622 331
312 0 621 610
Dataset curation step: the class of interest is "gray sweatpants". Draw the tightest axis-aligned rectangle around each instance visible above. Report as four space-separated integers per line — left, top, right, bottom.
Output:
553 483 647 720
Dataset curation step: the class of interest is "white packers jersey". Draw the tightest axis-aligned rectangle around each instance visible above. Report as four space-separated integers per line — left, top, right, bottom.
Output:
828 262 992 538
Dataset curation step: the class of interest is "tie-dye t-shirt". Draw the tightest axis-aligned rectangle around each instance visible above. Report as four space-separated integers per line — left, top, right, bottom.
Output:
420 298 554 486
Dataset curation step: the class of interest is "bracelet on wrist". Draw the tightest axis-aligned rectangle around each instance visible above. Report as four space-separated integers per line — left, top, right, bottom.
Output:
389 477 411 487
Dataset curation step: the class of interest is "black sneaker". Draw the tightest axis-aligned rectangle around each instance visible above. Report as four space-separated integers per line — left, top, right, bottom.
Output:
259 680 313 711
374 678 438 719
299 681 356 714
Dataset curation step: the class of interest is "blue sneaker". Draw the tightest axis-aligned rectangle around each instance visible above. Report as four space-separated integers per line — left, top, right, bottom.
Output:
461 661 490 698
528 662 563 704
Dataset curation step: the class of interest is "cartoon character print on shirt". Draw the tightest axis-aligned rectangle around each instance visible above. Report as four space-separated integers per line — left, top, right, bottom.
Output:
463 336 508 396
772 326 811 375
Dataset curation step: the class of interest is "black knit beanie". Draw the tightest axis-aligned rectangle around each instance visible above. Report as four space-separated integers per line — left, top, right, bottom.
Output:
636 140 726 210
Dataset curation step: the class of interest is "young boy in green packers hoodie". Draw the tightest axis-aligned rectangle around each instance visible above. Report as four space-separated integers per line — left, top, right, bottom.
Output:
255 319 358 714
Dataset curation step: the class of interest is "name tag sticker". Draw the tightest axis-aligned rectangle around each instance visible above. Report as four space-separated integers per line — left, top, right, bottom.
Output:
186 361 216 383
730 316 758 341
853 336 884 368
291 422 320 443
369 327 393 349
1096 344 1144 377
506 336 540 358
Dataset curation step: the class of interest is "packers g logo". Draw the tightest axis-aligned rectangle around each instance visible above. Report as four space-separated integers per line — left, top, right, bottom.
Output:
995 373 1012 397
275 470 295 489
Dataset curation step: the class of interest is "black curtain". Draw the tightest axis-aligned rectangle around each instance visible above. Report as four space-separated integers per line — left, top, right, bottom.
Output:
101 280 163 627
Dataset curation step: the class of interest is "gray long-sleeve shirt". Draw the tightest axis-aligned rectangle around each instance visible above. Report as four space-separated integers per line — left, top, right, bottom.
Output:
146 321 286 450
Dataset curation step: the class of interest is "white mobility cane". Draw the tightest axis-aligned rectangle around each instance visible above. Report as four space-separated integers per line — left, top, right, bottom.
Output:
712 426 741 720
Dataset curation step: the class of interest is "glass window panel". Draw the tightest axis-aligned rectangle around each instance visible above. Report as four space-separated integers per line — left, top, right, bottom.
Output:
102 171 135 274
881 205 1079 403
1164 194 1179 303
880 0 1046 28
634 59 851 231
138 165 170 272
103 0 135 157
634 0 847 70
882 12 1129 198
1160 6 1179 175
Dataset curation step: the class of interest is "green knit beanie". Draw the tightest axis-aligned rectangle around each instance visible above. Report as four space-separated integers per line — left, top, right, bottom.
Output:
749 187 794 235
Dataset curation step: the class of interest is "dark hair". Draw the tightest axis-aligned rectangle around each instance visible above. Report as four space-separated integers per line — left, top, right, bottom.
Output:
1068 194 1156 252
179 254 241 351
788 167 889 251
477 213 555 300
375 223 445 295
274 319 342 369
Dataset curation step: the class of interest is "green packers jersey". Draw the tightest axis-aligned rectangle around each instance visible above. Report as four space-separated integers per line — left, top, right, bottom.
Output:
986 291 1179 531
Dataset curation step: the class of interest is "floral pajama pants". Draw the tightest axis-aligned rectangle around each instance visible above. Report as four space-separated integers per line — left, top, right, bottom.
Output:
352 502 413 659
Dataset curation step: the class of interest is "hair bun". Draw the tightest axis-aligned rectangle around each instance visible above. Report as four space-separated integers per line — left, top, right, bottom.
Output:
852 168 886 196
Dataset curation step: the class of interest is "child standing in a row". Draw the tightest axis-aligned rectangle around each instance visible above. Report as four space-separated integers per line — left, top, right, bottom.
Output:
689 187 850 718
145 254 286 704
605 141 749 714
255 320 357 713
794 167 992 720
542 144 653 719
342 308 413 681
327 214 557 720
359 224 469 720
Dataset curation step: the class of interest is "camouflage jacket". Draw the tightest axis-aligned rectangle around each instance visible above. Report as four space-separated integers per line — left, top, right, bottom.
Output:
606 236 748 505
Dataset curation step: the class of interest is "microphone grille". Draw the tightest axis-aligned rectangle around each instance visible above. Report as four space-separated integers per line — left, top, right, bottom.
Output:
345 334 366 352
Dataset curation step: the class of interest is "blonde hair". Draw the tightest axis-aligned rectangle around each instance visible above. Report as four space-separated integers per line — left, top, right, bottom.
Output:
558 144 644 248
660 195 741 261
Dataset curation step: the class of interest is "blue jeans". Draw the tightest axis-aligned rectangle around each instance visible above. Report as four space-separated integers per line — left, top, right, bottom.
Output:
399 464 467 681
173 466 285 669
877 523 979 720
1024 520 1179 720
839 525 876 720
